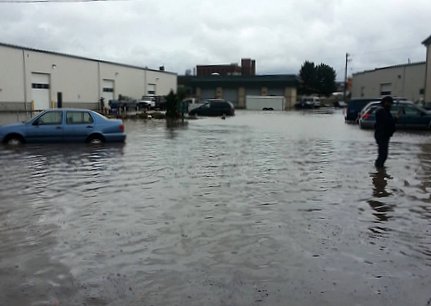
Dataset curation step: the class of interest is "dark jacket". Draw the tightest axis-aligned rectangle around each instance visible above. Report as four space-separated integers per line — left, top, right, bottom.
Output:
374 106 396 140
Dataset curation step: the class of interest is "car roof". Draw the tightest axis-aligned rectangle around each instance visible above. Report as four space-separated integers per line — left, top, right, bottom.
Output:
45 108 96 112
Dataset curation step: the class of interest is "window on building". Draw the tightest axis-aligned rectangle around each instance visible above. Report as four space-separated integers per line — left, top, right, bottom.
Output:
32 83 50 89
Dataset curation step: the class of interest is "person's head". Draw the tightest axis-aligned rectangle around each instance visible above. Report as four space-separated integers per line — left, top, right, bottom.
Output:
381 96 393 109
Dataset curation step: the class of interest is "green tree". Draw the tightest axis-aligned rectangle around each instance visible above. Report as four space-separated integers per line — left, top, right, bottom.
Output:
165 90 178 119
316 63 337 96
165 89 187 119
299 61 317 95
299 61 337 96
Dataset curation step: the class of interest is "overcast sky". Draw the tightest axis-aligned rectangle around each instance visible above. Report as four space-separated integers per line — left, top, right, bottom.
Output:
0 0 430 80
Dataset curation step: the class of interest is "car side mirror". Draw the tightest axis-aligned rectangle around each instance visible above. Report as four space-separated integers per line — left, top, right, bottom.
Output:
33 119 40 126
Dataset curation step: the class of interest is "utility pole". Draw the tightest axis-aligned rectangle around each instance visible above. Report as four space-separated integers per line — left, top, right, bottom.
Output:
343 53 350 103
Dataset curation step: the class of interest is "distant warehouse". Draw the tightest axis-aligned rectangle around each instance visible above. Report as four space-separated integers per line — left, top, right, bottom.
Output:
0 42 177 111
351 62 426 102
178 74 299 109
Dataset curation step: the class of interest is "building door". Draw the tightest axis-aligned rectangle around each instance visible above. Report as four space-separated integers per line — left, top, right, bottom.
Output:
380 83 392 96
147 83 156 96
31 73 50 110
201 89 216 100
222 88 238 106
102 79 115 103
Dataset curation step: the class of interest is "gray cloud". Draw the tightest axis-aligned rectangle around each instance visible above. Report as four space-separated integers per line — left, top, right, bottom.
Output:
0 0 429 80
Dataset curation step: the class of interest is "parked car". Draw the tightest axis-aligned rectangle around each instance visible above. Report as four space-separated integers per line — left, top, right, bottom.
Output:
359 101 431 129
345 98 381 122
183 98 204 112
356 100 382 121
334 101 347 108
346 97 408 123
0 108 126 145
358 98 408 122
295 96 320 109
137 99 155 110
188 99 235 117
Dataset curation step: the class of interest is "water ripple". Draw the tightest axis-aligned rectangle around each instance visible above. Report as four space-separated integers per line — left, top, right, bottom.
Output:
1 111 431 305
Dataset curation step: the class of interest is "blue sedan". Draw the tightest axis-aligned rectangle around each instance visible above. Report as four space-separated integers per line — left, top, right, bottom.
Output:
0 108 126 145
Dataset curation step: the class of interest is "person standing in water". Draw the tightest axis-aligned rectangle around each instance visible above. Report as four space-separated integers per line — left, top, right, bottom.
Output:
374 96 396 169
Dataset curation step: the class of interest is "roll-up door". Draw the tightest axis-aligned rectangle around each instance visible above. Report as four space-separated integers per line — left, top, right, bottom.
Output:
200 89 216 101
147 84 156 96
31 73 50 110
102 79 115 103
222 88 238 106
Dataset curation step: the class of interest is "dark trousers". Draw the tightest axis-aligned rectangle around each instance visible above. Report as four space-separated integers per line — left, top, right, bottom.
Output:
375 137 389 168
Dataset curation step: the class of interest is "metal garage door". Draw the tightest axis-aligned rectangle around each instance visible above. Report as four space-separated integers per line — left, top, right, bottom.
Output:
245 88 261 96
200 89 216 101
223 88 238 106
268 88 284 96
102 79 115 103
147 83 156 96
31 73 50 110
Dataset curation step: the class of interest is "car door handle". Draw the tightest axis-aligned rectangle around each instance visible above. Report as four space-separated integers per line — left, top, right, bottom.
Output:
86 126 93 128
56 126 62 130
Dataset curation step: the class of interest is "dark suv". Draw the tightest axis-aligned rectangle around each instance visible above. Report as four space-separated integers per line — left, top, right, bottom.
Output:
345 98 380 122
189 99 235 117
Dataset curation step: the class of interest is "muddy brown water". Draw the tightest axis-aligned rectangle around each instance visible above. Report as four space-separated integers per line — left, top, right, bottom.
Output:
0 110 430 306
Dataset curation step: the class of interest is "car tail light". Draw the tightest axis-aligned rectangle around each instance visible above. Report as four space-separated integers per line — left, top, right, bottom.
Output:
119 124 125 132
361 112 370 120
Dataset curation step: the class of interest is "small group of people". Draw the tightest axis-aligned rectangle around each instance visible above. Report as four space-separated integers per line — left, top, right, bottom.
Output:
374 95 396 169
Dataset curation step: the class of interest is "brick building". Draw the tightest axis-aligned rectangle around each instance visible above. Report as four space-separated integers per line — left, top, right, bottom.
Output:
196 58 256 77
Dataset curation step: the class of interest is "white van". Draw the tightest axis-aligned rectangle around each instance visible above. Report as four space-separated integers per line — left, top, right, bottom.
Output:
300 96 321 108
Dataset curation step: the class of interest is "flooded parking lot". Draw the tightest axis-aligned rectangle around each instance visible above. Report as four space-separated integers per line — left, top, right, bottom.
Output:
0 110 430 306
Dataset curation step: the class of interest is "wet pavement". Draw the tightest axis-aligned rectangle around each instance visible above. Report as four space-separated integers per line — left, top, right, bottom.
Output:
0 109 430 306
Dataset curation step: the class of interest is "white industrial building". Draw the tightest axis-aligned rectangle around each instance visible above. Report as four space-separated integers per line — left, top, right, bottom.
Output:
0 42 177 111
351 34 431 103
351 61 426 102
423 35 431 103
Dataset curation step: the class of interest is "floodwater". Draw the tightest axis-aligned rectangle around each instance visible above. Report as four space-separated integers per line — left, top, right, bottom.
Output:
0 110 430 306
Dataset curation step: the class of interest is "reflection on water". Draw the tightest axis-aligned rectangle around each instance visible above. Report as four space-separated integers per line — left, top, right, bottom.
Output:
0 110 431 306
368 169 395 233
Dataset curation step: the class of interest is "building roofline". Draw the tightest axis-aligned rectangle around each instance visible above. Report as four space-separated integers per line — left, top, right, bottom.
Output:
197 64 240 67
178 74 299 87
352 61 426 76
422 35 431 46
0 42 177 76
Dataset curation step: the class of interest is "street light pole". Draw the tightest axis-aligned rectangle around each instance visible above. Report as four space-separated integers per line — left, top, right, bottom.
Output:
343 53 350 103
